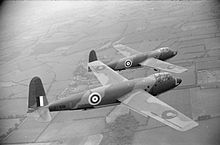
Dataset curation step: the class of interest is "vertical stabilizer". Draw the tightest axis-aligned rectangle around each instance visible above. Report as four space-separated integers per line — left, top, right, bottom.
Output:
28 77 48 111
89 50 98 62
88 50 98 72
27 77 51 122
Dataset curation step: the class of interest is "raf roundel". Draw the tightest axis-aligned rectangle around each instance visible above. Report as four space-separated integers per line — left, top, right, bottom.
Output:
167 65 175 69
95 65 106 71
124 59 132 68
88 92 102 106
161 110 178 119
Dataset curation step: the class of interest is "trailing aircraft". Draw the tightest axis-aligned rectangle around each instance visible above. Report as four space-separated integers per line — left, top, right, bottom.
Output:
89 44 187 73
27 52 198 131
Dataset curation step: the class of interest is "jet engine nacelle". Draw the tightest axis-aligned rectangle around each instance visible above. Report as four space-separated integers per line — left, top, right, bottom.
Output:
148 72 181 96
153 47 177 61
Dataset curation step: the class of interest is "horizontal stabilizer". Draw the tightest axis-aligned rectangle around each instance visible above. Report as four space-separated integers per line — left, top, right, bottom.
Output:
28 107 51 122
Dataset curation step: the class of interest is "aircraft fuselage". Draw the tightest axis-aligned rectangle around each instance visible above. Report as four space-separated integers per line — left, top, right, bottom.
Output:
48 72 180 112
107 47 177 71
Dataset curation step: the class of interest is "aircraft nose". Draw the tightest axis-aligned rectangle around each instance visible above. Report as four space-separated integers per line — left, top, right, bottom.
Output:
173 50 177 56
175 78 182 86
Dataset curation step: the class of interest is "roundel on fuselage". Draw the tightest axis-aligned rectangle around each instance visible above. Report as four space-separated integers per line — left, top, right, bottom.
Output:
88 92 102 106
124 59 132 68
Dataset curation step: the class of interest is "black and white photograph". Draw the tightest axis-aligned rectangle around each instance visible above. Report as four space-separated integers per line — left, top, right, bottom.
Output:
0 0 220 145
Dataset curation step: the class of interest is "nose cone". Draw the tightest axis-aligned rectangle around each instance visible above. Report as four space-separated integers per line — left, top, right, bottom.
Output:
173 50 177 56
175 78 182 86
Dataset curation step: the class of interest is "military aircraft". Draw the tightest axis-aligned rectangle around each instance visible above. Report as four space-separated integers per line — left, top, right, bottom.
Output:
89 44 187 73
27 52 198 131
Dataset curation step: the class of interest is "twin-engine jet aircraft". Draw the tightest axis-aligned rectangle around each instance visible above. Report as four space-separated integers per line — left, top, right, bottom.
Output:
89 44 187 73
27 52 198 131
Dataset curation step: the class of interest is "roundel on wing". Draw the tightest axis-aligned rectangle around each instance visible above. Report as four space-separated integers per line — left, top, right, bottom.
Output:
95 65 106 71
124 59 132 68
88 92 102 106
161 110 178 119
167 65 175 69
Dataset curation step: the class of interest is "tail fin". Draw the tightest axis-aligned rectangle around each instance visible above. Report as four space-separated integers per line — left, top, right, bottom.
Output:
88 50 98 72
27 77 51 122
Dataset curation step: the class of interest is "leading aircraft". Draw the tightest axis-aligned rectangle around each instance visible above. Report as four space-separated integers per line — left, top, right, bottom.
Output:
27 51 198 131
89 44 187 73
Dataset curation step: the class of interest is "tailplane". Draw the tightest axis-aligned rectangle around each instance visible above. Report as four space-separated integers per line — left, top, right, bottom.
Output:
27 77 51 122
28 107 51 122
88 50 98 72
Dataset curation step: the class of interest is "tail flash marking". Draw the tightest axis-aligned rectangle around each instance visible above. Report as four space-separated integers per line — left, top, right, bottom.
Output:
39 96 44 107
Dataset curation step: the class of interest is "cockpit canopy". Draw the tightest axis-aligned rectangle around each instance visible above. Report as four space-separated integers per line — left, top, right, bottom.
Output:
160 47 170 52
154 72 173 82
156 47 177 61
149 72 178 96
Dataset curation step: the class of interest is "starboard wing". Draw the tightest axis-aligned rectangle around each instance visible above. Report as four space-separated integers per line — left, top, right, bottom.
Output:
140 57 188 73
119 89 198 131
88 60 127 86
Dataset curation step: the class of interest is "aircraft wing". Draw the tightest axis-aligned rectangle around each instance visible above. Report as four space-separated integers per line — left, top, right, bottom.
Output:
113 44 140 57
119 89 198 131
140 57 188 73
88 60 128 86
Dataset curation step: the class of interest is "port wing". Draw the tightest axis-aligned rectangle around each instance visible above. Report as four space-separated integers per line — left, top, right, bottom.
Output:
119 89 198 131
113 44 140 57
88 60 128 86
140 57 188 73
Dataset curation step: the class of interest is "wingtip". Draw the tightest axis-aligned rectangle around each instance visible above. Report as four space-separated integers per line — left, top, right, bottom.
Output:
170 67 188 74
178 121 199 132
179 68 188 73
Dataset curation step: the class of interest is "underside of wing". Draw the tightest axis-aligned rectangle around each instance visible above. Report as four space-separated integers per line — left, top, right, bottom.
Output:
120 90 198 131
106 105 130 123
113 44 140 57
88 60 127 86
140 57 188 73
